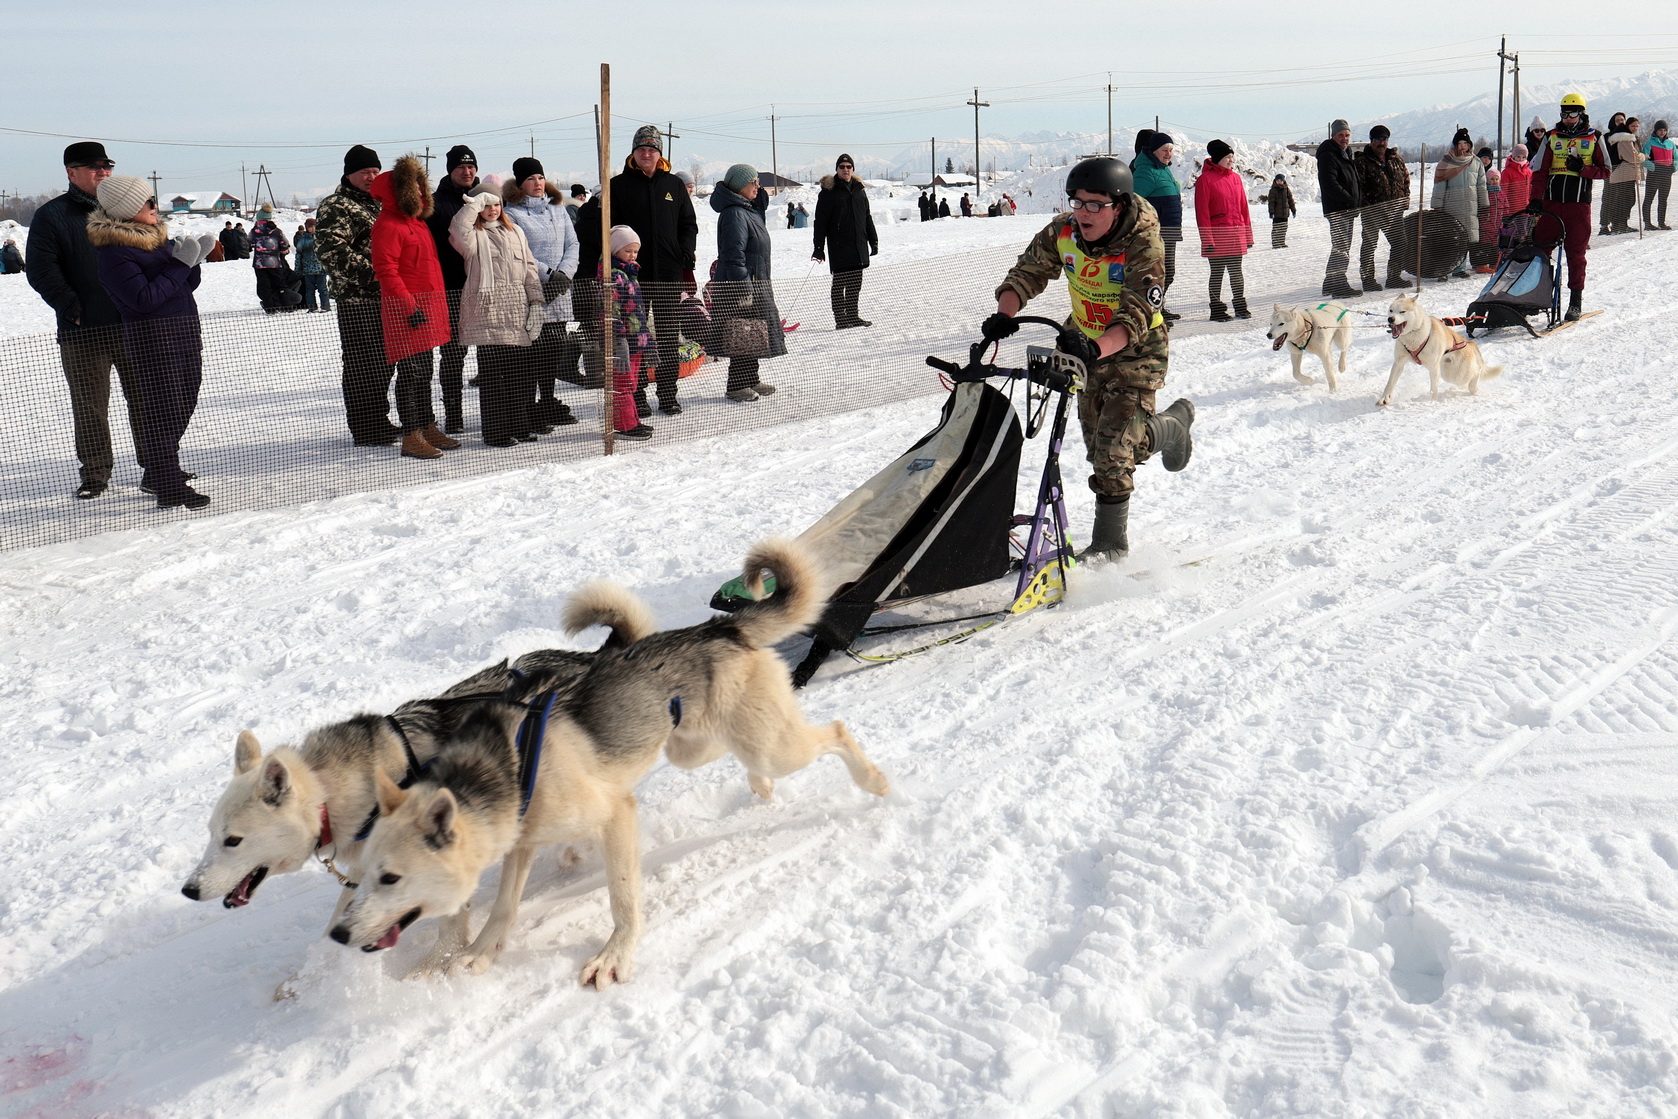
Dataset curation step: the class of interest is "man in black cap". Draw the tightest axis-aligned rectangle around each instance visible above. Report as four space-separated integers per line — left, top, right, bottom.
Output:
813 153 879 328
25 141 148 499
316 143 400 445
1354 124 1412 291
425 144 479 432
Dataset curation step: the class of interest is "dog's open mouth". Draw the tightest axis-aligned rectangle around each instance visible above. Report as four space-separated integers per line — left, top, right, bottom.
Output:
222 866 268 909
1389 323 1404 339
364 908 422 952
1271 334 1287 351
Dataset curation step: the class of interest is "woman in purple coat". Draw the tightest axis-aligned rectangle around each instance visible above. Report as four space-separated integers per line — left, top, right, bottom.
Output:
87 175 217 509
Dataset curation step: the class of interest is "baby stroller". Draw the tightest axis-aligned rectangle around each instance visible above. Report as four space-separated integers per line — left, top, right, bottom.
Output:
1462 211 1566 338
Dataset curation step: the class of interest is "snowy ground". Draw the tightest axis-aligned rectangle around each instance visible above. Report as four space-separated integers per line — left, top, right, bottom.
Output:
3 216 1678 1116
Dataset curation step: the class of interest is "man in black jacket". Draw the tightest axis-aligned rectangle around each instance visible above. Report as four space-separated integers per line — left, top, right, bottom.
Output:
813 154 879 329
425 144 478 432
576 125 698 415
1315 119 1362 298
25 141 148 500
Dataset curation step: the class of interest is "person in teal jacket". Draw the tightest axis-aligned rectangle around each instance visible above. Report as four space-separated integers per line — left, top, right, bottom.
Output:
1130 130 1183 321
1644 120 1674 230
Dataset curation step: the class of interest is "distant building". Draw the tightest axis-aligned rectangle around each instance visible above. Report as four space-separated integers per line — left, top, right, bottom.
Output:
169 191 243 215
757 171 803 190
911 173 977 190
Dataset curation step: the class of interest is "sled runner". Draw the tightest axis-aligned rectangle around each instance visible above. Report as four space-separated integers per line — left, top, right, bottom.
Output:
711 317 1084 687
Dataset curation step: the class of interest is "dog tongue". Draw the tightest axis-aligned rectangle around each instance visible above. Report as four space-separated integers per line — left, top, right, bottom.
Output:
374 923 404 950
1272 336 1285 351
227 872 257 907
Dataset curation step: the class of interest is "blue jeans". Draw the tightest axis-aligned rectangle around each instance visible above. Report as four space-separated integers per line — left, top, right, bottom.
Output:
301 273 331 311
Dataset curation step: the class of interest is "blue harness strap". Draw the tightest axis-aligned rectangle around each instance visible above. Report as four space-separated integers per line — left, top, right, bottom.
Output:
514 689 559 817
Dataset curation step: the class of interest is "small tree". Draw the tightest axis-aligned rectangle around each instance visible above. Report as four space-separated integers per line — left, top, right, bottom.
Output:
945 157 954 173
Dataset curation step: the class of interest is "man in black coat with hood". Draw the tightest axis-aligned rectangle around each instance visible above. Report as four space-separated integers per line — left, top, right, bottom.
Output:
575 125 698 414
425 144 478 432
1315 118 1363 298
25 141 148 499
813 153 879 328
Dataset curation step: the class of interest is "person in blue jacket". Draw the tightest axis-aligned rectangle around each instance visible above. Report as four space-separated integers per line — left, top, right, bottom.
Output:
85 175 217 509
1131 130 1183 321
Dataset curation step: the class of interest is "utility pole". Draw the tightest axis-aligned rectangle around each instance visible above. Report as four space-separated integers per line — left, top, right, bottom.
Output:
931 137 937 210
1512 54 1522 153
530 133 536 159
1496 37 1519 162
148 170 162 209
240 162 247 217
665 121 682 170
251 164 276 213
967 87 989 200
769 108 779 195
423 146 432 179
1106 75 1114 156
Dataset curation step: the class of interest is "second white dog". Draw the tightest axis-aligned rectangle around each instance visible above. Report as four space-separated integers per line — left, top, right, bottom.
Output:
1266 301 1354 392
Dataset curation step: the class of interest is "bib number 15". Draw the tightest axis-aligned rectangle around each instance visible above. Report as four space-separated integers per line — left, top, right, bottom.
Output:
1078 299 1114 327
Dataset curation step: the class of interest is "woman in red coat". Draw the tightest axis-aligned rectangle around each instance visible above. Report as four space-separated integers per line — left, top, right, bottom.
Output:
370 155 456 459
1194 139 1254 321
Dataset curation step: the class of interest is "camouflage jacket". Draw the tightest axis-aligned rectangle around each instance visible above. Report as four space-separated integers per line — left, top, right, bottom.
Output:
995 196 1169 389
314 177 380 302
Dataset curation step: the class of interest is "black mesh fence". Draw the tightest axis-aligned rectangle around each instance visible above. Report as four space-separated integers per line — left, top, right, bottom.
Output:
1 205 1505 552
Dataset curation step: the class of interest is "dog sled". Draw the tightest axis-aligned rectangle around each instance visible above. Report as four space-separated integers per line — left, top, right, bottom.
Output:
711 318 1085 687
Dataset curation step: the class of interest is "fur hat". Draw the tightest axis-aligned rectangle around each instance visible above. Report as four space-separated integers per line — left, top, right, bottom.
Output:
445 144 477 171
1329 118 1350 136
632 125 662 152
343 144 380 176
1206 139 1233 164
1369 124 1391 142
512 156 543 184
609 225 640 255
723 163 758 192
95 175 152 221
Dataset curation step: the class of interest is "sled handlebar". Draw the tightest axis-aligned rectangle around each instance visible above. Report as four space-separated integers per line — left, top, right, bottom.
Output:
926 316 1083 393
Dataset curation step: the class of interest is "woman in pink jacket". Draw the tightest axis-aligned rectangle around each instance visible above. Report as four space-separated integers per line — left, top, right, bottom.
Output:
1194 139 1254 321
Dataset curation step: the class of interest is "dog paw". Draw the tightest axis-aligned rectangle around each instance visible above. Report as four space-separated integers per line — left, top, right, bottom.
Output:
749 774 776 800
857 767 891 797
580 949 633 989
1292 372 1314 385
1376 398 1391 407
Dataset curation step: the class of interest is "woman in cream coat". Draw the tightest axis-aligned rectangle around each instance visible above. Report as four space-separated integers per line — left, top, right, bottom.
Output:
450 182 546 447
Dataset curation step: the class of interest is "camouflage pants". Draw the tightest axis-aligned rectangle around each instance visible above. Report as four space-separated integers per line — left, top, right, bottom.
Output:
1078 376 1156 499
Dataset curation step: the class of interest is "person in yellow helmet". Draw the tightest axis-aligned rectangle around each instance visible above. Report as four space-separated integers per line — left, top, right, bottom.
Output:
1529 93 1611 321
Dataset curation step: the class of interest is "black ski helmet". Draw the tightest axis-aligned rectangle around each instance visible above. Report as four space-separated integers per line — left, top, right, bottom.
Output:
1065 157 1133 201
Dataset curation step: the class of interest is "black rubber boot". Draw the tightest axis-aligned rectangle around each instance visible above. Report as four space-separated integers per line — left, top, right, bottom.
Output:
1145 398 1196 472
1081 495 1129 561
1565 288 1584 322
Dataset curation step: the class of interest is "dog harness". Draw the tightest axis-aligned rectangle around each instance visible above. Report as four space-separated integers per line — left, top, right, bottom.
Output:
1404 335 1468 366
1287 304 1352 352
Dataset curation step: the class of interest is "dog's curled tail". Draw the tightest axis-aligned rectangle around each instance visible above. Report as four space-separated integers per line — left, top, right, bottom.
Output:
562 581 657 650
732 537 829 648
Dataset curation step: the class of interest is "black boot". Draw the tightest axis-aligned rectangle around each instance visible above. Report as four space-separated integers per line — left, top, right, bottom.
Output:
1145 398 1195 472
1081 495 1129 561
1565 288 1583 322
1209 301 1232 323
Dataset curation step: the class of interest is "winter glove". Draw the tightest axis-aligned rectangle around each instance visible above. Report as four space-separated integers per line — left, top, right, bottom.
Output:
1565 154 1584 173
870 244 879 256
407 308 427 329
1524 199 1545 216
197 234 218 260
541 269 571 302
171 236 206 268
981 312 1019 342
1054 328 1101 370
811 251 825 262
524 304 544 340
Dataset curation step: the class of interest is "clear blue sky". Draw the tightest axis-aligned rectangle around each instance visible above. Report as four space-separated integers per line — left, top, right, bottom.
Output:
2 1 1672 199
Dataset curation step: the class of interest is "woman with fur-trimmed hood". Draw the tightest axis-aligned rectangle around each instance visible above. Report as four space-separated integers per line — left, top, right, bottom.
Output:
86 175 217 509
370 155 455 459
452 180 545 447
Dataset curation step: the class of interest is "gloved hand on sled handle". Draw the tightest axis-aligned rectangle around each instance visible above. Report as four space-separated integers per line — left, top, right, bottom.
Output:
407 308 426 329
1054 328 1101 371
524 303 545 340
1565 154 1585 173
981 311 1019 342
1524 198 1546 216
171 236 207 268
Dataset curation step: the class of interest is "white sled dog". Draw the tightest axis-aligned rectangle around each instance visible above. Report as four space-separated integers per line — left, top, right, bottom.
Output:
179 617 651 935
1380 293 1504 406
329 539 891 988
1266 301 1354 391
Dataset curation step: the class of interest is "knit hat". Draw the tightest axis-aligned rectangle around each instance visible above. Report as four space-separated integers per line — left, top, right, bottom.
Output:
609 224 640 254
63 140 113 168
723 163 758 192
1150 132 1174 151
1511 143 1529 160
445 144 477 171
343 144 380 176
512 156 543 184
835 153 854 168
1206 139 1233 164
570 183 589 198
1452 127 1472 148
467 182 500 201
95 175 153 221
1369 124 1391 142
1529 114 1546 132
1657 120 1670 133
632 124 662 152
674 169 694 186
1329 118 1350 136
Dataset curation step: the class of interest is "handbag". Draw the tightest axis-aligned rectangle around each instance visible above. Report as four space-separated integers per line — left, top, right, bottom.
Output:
722 316 769 358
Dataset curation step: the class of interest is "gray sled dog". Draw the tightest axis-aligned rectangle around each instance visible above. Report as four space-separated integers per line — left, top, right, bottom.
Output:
180 611 651 934
1266 301 1354 391
1380 293 1504 407
329 539 891 988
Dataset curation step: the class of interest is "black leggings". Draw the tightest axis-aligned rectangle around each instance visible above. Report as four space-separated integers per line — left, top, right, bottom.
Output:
1208 255 1246 309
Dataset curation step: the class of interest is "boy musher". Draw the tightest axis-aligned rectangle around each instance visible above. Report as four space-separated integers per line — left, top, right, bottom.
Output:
984 157 1195 561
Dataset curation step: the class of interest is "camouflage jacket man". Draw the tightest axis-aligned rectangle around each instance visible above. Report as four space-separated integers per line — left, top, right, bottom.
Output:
1355 145 1412 206
995 194 1169 389
314 176 381 303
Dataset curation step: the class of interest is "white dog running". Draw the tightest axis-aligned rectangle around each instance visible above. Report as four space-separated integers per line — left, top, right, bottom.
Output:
1380 293 1504 407
1266 301 1354 392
